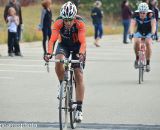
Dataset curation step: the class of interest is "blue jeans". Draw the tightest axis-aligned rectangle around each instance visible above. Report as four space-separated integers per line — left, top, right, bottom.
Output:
122 19 130 43
94 23 103 39
155 22 159 40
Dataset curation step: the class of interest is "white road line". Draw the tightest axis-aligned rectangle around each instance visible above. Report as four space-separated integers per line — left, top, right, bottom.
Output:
0 77 14 80
0 70 46 73
0 64 44 67
0 58 42 62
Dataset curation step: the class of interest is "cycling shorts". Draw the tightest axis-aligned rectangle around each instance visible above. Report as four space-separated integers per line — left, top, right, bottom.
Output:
134 32 152 38
55 43 86 69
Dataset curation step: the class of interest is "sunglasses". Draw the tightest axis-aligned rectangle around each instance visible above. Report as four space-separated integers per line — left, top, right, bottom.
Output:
63 18 74 22
139 12 146 15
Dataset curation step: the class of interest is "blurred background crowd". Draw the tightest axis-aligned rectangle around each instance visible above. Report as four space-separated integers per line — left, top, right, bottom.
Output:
0 0 159 55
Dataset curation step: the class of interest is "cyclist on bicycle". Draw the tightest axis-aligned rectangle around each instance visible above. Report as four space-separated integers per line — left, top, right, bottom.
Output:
44 1 86 122
130 2 156 72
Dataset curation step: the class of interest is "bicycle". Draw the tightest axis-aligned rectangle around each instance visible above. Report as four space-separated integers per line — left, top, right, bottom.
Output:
138 36 146 84
130 33 155 84
45 51 82 130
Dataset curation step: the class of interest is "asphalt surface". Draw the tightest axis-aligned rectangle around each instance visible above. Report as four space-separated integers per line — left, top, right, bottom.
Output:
0 35 160 130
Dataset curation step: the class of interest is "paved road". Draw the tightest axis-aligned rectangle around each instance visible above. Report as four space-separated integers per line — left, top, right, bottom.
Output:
0 35 160 130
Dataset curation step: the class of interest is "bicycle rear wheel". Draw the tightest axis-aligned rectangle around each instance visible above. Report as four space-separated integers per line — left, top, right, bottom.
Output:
69 72 77 129
59 81 69 130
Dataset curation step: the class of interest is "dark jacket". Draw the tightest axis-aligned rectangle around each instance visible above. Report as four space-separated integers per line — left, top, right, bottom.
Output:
149 6 159 21
4 2 23 24
39 8 52 30
71 0 80 8
91 7 103 24
121 5 132 20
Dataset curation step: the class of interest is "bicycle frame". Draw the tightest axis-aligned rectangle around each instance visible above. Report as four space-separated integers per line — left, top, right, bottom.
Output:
137 37 147 84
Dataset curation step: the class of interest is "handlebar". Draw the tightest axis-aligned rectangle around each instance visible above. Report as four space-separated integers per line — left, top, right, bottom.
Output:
49 59 82 64
45 59 83 73
45 51 83 73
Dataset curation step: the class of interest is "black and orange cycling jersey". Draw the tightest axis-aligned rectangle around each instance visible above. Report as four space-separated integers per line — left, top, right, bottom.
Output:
48 15 86 55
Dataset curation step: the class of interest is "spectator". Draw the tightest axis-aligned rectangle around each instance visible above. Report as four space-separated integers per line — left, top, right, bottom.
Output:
149 0 159 40
38 0 52 56
142 0 149 4
7 7 19 57
91 0 103 47
71 0 80 11
4 0 23 56
121 0 132 44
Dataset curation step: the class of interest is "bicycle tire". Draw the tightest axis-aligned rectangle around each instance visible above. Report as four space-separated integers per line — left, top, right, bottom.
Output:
69 71 77 129
139 62 143 84
59 81 68 130
142 67 144 82
47 65 49 73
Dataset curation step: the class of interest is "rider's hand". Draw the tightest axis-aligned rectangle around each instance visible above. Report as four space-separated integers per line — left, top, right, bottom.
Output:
129 34 134 40
151 34 156 40
44 53 52 62
78 53 85 62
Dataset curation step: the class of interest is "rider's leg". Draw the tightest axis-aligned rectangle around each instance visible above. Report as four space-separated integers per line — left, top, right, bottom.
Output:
145 38 152 65
74 68 84 122
134 38 141 60
55 54 65 83
74 68 85 111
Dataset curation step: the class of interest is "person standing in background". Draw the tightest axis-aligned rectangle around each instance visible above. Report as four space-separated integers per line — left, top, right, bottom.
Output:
39 0 52 56
71 0 80 12
149 0 159 40
4 0 23 56
121 0 132 44
91 0 103 47
7 7 19 57
142 0 149 4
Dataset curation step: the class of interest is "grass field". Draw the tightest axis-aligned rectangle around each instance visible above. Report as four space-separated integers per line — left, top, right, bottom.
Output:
0 4 123 44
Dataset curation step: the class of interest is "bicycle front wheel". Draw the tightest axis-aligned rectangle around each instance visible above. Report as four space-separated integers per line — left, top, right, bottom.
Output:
59 81 69 130
139 63 143 84
142 67 144 82
69 72 77 129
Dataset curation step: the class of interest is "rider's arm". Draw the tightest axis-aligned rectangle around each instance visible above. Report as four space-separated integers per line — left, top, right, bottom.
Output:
151 18 156 35
77 20 86 54
48 19 63 54
129 19 137 34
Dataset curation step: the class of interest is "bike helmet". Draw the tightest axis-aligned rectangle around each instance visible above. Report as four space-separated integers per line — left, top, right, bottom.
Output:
60 1 77 19
138 2 149 13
